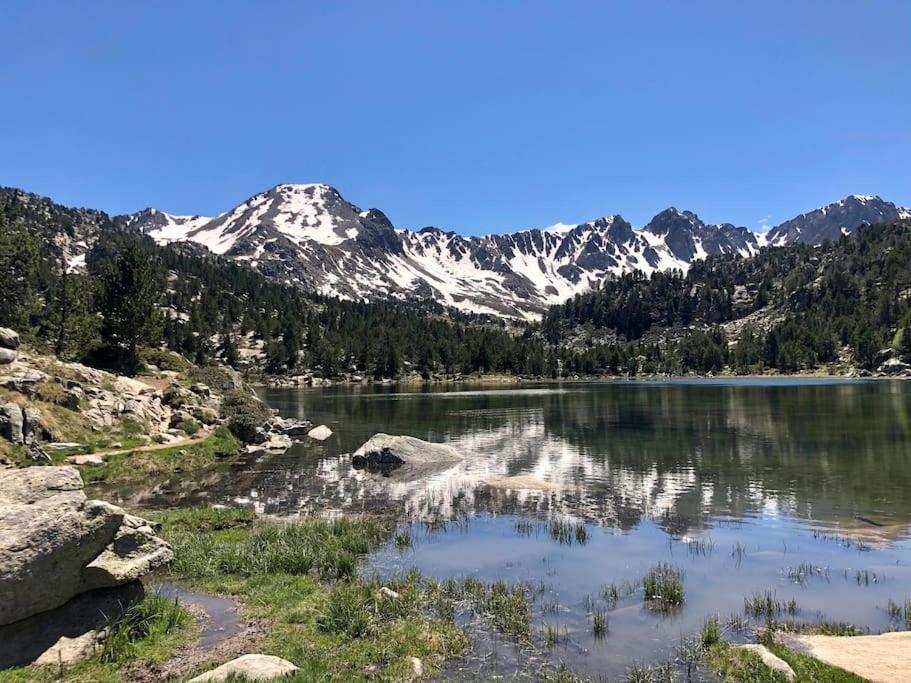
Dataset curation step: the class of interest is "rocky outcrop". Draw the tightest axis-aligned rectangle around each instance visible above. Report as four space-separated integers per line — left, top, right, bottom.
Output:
0 466 172 626
188 654 299 682
352 433 464 477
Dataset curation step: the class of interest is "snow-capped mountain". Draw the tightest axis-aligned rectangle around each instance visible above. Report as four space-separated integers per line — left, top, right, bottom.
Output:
122 184 776 319
765 194 907 246
4 181 907 319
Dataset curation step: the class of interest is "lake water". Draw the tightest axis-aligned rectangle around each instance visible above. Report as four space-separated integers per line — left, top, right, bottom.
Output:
106 379 911 678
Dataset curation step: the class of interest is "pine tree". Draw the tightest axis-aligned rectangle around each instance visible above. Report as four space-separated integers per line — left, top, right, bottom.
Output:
97 243 163 372
45 266 97 360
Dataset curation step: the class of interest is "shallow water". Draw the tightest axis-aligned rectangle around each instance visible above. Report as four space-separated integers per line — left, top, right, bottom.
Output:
101 379 911 677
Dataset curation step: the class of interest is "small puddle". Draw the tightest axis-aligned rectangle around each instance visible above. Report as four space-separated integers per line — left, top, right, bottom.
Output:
152 582 241 649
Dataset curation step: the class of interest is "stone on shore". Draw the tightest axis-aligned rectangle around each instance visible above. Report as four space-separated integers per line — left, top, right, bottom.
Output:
736 644 796 681
0 466 172 626
188 654 299 682
307 424 333 441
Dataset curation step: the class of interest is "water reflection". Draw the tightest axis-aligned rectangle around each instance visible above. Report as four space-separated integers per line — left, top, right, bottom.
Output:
98 380 911 542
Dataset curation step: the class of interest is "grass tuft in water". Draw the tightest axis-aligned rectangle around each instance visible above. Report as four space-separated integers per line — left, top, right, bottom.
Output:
785 562 829 585
592 610 609 639
885 597 911 628
642 563 684 610
394 527 413 549
549 519 589 546
743 590 799 620
700 614 721 647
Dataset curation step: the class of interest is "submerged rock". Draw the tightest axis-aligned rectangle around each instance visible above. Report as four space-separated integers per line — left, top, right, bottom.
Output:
189 654 299 682
307 424 333 441
0 466 172 626
352 433 464 474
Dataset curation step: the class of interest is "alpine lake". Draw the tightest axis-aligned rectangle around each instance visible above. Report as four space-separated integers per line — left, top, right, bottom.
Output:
93 379 911 679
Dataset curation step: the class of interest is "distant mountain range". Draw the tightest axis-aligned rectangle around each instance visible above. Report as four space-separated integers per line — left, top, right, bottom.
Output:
3 184 909 319
120 185 909 318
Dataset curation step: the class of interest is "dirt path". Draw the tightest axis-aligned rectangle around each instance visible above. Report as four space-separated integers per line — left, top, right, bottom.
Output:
66 432 212 465
782 631 911 682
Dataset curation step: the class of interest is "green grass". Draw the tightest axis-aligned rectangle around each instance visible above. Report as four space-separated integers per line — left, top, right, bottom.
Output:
0 592 193 683
80 426 240 484
162 509 391 581
701 614 721 646
152 507 477 681
708 640 867 682
642 563 684 610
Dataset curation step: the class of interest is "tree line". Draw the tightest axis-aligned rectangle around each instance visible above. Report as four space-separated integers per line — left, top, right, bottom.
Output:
3 185 910 378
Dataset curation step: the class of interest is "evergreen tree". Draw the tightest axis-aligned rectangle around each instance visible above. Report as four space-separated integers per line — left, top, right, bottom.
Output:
44 266 97 360
97 243 163 371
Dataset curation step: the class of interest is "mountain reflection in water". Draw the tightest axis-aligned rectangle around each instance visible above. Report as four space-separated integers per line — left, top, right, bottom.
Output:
96 380 911 542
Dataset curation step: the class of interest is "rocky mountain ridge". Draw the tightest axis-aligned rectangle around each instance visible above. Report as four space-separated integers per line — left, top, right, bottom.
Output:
3 185 908 319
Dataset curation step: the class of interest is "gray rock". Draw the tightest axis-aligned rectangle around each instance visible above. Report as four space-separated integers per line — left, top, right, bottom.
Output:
279 419 313 437
22 406 42 442
307 425 333 441
0 403 24 444
737 644 796 680
0 348 17 365
190 405 220 425
351 433 464 473
0 328 19 350
190 383 211 397
0 466 172 625
188 654 299 682
26 442 51 464
0 582 143 668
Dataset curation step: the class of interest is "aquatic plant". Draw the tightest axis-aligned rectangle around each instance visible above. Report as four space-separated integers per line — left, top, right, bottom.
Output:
885 597 911 628
700 615 720 647
785 562 829 585
743 590 799 620
394 527 413 549
643 563 685 610
592 609 609 638
549 519 589 545
676 633 706 680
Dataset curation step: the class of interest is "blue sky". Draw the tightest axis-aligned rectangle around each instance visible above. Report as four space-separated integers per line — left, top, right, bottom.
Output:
1 2 909 235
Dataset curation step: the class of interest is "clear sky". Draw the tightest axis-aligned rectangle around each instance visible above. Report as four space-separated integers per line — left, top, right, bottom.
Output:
1 2 909 235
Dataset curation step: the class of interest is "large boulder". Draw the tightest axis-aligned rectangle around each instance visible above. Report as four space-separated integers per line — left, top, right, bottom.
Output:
0 328 19 350
0 403 24 444
0 348 16 365
189 654 299 682
0 466 172 625
352 433 464 475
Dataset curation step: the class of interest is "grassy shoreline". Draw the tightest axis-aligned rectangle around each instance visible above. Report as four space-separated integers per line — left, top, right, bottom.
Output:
0 505 885 682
